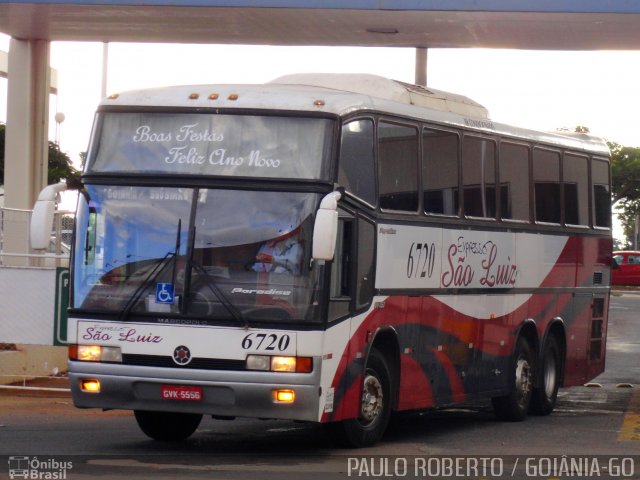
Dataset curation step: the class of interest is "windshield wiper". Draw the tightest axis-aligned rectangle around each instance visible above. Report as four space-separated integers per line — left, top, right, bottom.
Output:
182 225 247 328
118 251 175 320
118 220 182 320
190 261 248 328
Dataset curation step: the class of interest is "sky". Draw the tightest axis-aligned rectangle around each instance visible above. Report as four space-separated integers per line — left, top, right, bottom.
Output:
1 34 639 239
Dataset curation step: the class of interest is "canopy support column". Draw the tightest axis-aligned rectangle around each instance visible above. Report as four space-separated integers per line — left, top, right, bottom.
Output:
415 47 428 86
3 38 51 264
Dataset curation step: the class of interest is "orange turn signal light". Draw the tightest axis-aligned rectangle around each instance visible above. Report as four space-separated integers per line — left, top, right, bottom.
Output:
80 379 101 393
273 389 295 403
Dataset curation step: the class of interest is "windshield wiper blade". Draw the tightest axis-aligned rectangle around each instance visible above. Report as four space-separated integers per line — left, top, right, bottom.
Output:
118 252 174 321
182 224 247 327
119 220 182 321
189 260 248 328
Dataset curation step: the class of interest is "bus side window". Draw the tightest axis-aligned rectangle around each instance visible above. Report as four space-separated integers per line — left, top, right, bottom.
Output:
563 153 589 226
85 209 97 266
499 142 530 222
423 128 459 216
592 158 611 228
329 218 353 321
378 121 419 212
338 119 376 206
533 148 561 224
462 136 497 218
356 218 375 309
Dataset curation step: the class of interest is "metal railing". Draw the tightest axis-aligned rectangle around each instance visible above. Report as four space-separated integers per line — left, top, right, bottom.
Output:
0 207 75 390
0 207 74 268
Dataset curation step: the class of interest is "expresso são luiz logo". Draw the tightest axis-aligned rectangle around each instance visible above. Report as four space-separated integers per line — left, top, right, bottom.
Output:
172 345 192 366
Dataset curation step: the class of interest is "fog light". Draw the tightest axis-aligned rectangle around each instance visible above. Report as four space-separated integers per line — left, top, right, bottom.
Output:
80 379 101 393
273 389 295 403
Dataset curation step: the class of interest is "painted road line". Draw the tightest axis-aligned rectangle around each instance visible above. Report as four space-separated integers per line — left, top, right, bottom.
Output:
618 388 640 442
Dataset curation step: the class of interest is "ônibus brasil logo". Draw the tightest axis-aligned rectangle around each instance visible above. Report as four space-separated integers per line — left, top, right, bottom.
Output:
8 456 72 479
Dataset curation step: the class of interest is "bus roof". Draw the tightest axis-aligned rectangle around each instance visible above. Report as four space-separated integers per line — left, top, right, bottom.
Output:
101 73 610 157
271 73 490 119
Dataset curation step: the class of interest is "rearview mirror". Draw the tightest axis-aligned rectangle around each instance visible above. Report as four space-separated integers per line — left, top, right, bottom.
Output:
312 191 342 262
30 181 68 250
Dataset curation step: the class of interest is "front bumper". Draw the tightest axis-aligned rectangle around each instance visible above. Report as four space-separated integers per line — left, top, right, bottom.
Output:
69 359 321 422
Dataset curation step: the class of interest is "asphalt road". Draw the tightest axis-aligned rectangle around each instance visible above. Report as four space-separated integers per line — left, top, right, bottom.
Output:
1 292 639 479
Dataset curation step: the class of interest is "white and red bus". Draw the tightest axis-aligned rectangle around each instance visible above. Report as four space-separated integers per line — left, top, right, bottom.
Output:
32 74 612 447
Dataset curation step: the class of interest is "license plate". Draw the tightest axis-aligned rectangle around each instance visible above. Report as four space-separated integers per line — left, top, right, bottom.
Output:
161 385 203 401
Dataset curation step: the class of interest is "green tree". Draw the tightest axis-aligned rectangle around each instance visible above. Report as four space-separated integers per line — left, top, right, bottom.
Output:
609 141 640 248
0 122 80 186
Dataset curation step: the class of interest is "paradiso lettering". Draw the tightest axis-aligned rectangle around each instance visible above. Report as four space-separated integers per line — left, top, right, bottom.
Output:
132 123 281 170
441 236 518 288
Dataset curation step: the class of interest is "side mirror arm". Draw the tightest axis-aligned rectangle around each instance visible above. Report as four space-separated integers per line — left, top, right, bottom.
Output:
30 181 69 250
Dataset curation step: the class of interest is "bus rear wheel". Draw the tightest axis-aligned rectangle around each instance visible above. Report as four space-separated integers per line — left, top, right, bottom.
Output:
492 336 534 421
327 349 392 447
134 410 202 441
530 335 561 416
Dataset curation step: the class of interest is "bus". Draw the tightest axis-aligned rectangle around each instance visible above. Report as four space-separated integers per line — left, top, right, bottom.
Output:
31 73 612 447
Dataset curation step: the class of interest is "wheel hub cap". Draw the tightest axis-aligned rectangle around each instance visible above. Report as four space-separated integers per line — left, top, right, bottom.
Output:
360 373 383 424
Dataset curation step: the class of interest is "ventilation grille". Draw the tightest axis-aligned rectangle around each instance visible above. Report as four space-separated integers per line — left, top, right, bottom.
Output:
122 354 245 371
593 271 603 285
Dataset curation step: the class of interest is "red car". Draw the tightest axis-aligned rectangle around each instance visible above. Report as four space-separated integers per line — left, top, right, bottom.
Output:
612 251 640 286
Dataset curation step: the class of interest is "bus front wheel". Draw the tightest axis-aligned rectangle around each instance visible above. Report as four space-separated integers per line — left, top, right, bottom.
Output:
327 348 392 447
529 335 561 416
134 410 202 441
492 336 535 421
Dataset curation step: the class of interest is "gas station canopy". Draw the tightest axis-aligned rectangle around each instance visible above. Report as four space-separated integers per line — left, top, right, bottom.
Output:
1 1 640 49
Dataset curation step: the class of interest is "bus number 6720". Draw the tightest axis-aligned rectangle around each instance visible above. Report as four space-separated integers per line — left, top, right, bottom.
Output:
241 333 291 351
407 242 436 279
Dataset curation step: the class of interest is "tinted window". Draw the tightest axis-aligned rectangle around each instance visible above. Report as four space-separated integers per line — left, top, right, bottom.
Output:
339 119 376 205
329 217 354 322
356 218 375 309
563 153 589 226
462 136 496 218
500 143 530 221
330 219 353 299
378 122 419 212
533 148 561 223
592 158 611 228
423 128 459 215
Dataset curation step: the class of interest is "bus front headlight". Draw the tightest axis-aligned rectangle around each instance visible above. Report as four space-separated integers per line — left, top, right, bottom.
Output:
69 344 122 363
246 355 312 373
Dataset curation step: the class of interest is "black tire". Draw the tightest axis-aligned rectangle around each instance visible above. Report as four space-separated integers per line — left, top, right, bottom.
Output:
134 410 202 441
327 349 392 447
492 336 535 421
530 335 561 416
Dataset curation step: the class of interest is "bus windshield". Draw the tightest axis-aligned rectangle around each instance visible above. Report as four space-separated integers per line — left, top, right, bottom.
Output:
73 185 323 324
86 112 334 180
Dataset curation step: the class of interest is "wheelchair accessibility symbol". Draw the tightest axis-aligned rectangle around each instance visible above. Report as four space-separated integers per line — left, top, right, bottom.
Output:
156 283 175 304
